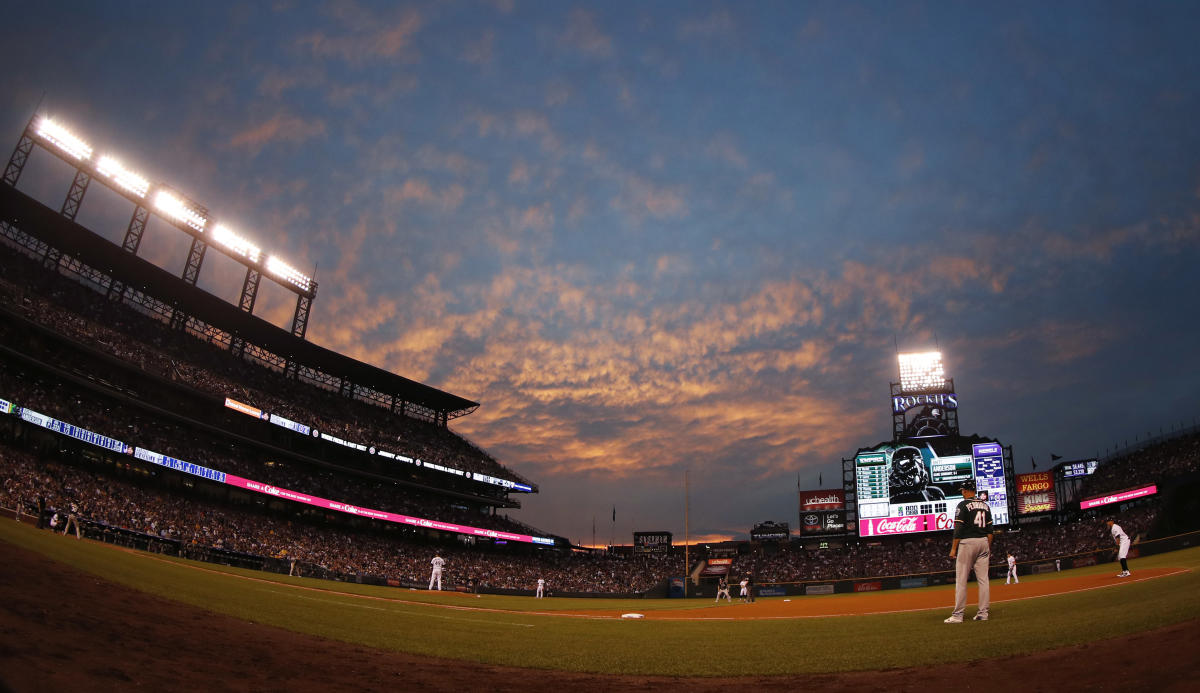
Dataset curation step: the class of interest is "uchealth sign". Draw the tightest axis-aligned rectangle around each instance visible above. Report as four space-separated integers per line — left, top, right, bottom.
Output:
799 489 845 511
859 512 954 537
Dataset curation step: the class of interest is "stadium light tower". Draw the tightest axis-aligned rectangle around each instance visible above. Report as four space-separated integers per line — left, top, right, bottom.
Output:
891 350 958 442
897 351 946 392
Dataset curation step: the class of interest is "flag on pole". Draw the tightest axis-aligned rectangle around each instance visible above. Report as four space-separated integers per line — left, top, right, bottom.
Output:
1031 455 1037 470
819 472 823 486
612 505 616 523
1051 453 1063 461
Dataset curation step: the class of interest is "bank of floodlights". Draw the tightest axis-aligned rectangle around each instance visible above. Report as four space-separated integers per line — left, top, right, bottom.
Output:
35 118 92 160
266 256 312 292
212 224 261 263
153 189 207 232
96 156 149 198
898 351 946 392
27 114 313 296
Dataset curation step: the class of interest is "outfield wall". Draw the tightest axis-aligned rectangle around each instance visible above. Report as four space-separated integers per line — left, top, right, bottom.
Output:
7 500 1197 600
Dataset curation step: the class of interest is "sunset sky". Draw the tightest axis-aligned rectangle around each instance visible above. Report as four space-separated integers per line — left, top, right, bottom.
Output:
2 1 1198 545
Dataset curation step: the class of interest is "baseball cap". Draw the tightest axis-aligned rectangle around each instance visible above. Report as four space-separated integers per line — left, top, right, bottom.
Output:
958 479 976 492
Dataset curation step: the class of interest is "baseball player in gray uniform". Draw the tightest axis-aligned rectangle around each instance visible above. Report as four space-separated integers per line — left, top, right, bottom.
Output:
1005 552 1018 584
946 479 993 623
429 554 445 590
715 576 732 603
1107 519 1132 577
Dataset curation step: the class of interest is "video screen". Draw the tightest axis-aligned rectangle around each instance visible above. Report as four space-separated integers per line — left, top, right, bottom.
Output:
856 440 1008 537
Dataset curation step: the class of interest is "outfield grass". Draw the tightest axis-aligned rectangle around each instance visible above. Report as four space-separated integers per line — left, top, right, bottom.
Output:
4 520 1198 677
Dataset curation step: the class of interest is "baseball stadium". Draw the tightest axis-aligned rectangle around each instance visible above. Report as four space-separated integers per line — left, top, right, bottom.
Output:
2 109 1199 692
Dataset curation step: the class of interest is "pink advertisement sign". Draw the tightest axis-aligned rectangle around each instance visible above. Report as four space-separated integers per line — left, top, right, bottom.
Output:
859 512 955 537
1080 484 1158 510
224 474 548 544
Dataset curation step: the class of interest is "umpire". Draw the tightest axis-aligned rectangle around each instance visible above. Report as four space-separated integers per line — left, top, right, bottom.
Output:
945 479 993 623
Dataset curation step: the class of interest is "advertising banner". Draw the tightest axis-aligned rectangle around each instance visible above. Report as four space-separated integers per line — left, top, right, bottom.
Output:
854 581 882 592
900 577 929 589
634 531 673 550
1016 471 1053 494
799 489 845 511
1080 485 1158 510
805 584 835 595
798 510 847 536
1017 490 1057 514
859 511 956 537
1016 471 1057 514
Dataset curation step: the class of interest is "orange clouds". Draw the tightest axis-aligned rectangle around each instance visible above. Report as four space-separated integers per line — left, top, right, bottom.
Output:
229 114 326 154
384 179 466 212
298 7 423 64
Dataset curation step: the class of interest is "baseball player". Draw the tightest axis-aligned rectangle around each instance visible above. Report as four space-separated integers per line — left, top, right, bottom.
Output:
1107 519 1132 577
739 576 749 602
428 554 445 590
61 501 82 540
715 576 732 603
1005 552 1018 584
945 479 993 623
536 577 545 598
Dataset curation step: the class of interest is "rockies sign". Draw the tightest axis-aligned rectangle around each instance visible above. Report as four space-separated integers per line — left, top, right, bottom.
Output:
891 392 958 414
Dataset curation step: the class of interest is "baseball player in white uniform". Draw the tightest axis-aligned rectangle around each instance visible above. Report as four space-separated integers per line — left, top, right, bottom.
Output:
429 554 445 590
1107 519 1132 577
536 578 545 598
739 576 749 602
1005 552 1018 584
61 502 82 540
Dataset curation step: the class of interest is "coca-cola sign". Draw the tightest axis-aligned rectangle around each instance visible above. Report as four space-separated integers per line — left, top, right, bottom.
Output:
1080 484 1158 510
860 512 955 537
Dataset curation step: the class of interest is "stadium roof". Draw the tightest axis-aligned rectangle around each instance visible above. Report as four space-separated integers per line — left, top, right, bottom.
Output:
0 182 480 420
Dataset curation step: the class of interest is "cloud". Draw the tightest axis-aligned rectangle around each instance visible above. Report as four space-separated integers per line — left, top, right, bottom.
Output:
678 10 736 40
559 9 612 58
508 159 531 187
706 134 750 170
462 29 495 66
228 114 326 154
298 6 423 64
1041 222 1153 262
383 178 466 211
609 175 688 223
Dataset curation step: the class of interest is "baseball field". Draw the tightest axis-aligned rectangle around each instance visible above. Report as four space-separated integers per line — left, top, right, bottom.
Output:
1 519 1198 692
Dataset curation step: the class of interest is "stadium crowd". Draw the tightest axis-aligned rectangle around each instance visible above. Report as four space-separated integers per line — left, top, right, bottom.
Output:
0 357 532 538
0 443 672 592
1079 431 1200 499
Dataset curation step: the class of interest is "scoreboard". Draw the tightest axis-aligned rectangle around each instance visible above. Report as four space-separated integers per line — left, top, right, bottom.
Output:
972 443 1009 525
855 451 890 519
854 441 1011 537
